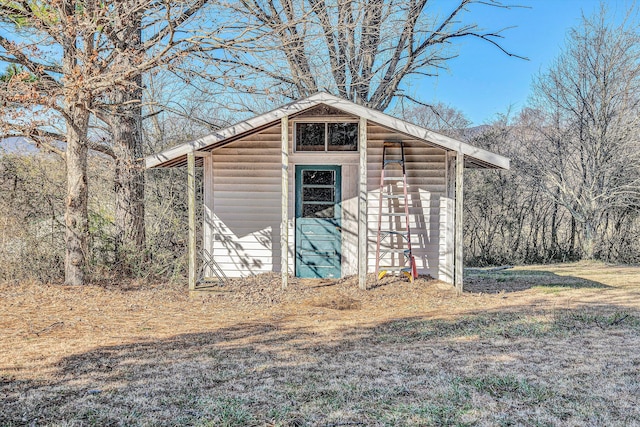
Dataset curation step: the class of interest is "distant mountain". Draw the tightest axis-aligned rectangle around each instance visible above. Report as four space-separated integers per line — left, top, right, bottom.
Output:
463 125 492 139
1 136 69 155
0 137 39 154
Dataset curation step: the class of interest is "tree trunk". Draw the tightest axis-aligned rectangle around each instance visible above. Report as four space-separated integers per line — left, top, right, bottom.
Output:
582 219 596 260
550 198 559 259
61 1 90 286
110 6 146 271
111 89 146 269
569 210 577 258
64 101 90 285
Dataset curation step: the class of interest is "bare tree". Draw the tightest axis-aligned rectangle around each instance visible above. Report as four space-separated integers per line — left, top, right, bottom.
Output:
528 5 640 259
218 0 524 110
401 102 471 139
0 0 220 284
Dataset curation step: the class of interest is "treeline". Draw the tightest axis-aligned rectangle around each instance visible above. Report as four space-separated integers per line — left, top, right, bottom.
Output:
465 120 640 266
0 152 201 282
0 102 215 282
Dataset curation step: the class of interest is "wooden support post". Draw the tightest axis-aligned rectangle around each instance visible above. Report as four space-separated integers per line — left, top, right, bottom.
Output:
202 154 214 278
281 116 289 289
358 117 368 290
187 151 196 291
446 152 456 284
454 152 464 293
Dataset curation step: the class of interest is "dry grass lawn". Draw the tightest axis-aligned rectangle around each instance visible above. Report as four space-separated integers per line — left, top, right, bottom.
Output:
1 262 640 426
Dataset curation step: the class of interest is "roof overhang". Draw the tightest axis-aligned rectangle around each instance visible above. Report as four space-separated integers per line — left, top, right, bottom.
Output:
145 92 510 170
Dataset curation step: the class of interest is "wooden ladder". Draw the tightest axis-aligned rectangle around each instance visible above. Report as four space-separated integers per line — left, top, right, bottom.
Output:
375 141 418 282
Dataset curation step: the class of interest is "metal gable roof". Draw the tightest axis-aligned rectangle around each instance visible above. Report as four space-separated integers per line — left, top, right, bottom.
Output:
145 92 510 170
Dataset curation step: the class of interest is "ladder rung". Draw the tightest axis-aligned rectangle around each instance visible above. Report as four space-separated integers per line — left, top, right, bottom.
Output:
380 235 407 244
380 249 411 254
380 230 408 235
384 160 404 165
383 176 404 181
382 194 406 199
380 213 408 217
380 236 409 242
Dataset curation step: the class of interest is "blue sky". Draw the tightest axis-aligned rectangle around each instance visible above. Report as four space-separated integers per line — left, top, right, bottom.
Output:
412 0 626 125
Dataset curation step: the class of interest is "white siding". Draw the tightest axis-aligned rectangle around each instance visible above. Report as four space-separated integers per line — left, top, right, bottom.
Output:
208 124 283 277
204 117 453 282
366 123 452 282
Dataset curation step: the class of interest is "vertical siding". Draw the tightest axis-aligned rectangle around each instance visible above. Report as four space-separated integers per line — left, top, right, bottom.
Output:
208 124 283 277
366 123 450 281
340 164 359 276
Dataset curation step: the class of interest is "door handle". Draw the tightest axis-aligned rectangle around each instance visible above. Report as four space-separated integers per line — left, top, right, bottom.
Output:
335 226 342 232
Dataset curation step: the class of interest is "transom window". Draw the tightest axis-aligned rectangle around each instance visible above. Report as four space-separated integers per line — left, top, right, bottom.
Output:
295 122 358 152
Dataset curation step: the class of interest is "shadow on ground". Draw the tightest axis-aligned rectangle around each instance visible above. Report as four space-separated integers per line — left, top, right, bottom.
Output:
464 269 609 294
2 303 639 426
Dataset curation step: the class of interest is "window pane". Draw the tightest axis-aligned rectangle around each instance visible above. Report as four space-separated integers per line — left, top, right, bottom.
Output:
302 170 334 186
303 187 334 202
303 203 334 218
328 122 358 151
296 123 325 151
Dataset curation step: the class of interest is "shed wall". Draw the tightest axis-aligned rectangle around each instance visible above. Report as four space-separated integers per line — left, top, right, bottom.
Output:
205 118 454 282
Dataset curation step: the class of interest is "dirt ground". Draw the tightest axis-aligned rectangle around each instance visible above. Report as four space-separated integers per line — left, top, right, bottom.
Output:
1 262 640 426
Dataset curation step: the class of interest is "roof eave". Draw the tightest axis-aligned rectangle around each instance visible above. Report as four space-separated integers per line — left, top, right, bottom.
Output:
145 92 510 170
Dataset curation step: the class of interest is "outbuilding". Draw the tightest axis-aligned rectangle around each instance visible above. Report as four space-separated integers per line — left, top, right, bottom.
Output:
145 92 509 291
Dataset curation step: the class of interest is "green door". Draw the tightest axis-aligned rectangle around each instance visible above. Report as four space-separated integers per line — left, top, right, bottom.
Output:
295 165 342 278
